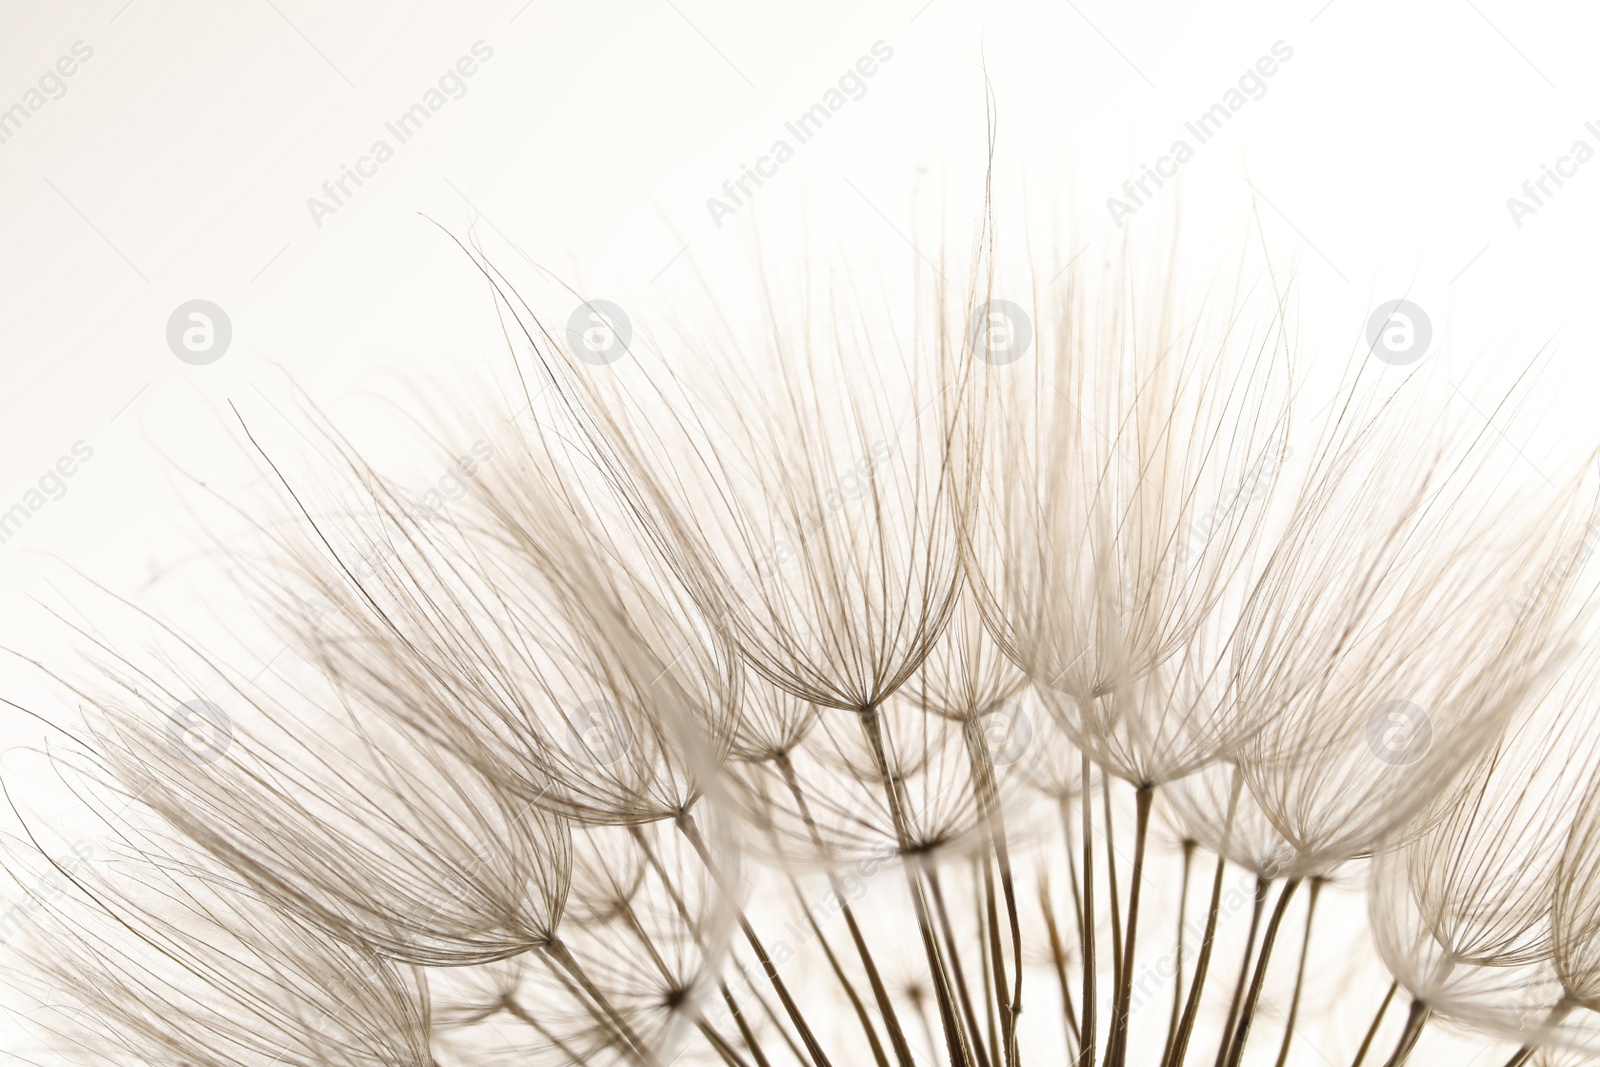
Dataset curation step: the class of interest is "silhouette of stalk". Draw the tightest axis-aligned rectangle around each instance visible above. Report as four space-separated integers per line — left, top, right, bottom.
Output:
1163 766 1245 1067
1107 783 1154 1067
1221 878 1303 1067
1212 878 1270 1067
780 864 892 1067
1039 870 1081 1061
1379 999 1430 1067
1079 753 1099 1067
858 703 975 1067
776 753 918 1067
674 812 838 1067
927 865 995 1067
1162 840 1197 1066
1348 981 1398 1067
1272 878 1323 1067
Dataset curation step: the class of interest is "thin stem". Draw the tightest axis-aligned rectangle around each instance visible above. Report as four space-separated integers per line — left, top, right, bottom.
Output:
1162 766 1244 1067
1212 878 1269 1067
979 862 1004 1067
1062 798 1087 963
675 812 838 1067
503 996 591 1063
1162 840 1196 1067
721 983 776 1067
781 863 891 1067
1379 999 1429 1067
1102 774 1124 1030
860 705 976 1067
927 866 995 1067
1272 878 1323 1067
1039 869 1081 1062
964 719 1024 1067
545 938 661 1067
622 825 789 1067
777 754 916 1067
1348 981 1397 1067
699 1017 758 1067
1221 878 1303 1067
1079 753 1098 1067
734 959 811 1067
1107 783 1153 1067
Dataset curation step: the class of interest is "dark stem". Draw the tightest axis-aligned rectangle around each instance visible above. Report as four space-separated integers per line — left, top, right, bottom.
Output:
979 862 1004 1067
859 705 976 1067
1079 753 1098 1067
698 1017 758 1067
1161 840 1196 1067
1379 999 1429 1067
1106 783 1154 1067
1039 870 1081 1061
1271 878 1323 1067
675 811 838 1067
1102 774 1124 1035
1347 981 1397 1067
503 996 590 1063
721 982 776 1067
733 958 810 1066
1161 766 1244 1067
781 863 891 1067
1221 878 1303 1067
964 718 1024 1067
927 865 995 1067
545 938 661 1067
1212 878 1269 1067
777 754 916 1067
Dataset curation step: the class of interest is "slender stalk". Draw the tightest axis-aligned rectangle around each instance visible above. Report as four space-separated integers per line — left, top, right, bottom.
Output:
1271 878 1323 1067
927 866 995 1067
777 754 917 1067
721 982 776 1067
1062 799 1087 961
546 938 662 1067
1079 753 1098 1067
503 996 591 1063
699 1016 758 1067
979 862 1004 1067
734 959 811 1067
964 718 1024 1067
675 812 838 1067
1348 981 1397 1067
1162 840 1197 1066
1379 999 1430 1067
860 705 976 1067
1102 775 1125 1026
1212 878 1269 1067
1107 783 1154 1067
1221 878 1303 1067
781 864 892 1067
1162 766 1244 1067
1039 869 1081 1061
